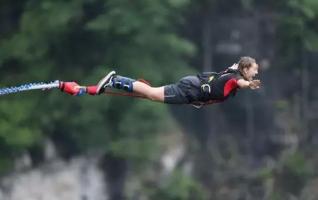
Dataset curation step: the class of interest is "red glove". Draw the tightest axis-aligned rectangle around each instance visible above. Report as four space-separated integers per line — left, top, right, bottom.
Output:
59 81 85 96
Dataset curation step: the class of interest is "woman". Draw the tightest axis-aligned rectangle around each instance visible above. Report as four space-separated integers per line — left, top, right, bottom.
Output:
59 56 261 107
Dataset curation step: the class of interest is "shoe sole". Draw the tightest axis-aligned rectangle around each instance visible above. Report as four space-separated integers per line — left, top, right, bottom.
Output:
96 70 116 94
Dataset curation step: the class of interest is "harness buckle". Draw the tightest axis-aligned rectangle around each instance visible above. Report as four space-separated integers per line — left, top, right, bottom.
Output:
201 84 211 93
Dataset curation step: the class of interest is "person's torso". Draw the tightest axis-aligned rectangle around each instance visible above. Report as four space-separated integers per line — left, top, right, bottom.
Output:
197 70 243 102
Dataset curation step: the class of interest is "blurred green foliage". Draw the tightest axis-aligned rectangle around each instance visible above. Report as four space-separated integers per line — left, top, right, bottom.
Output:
0 0 195 171
148 170 206 200
278 0 318 65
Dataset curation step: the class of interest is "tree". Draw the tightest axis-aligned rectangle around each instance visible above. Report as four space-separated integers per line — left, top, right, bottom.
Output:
0 0 195 173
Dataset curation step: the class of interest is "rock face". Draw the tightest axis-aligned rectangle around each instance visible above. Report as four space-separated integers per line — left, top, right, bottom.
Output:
0 156 107 200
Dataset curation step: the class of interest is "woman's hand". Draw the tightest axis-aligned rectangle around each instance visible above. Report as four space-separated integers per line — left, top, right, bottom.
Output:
249 80 261 89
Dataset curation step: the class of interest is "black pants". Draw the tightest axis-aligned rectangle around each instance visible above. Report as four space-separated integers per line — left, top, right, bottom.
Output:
163 76 202 104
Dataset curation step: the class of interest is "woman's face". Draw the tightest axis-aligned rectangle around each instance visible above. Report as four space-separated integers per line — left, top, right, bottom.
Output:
243 63 259 81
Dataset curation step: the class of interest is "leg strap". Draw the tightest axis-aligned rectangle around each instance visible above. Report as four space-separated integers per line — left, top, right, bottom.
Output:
112 75 135 92
86 86 98 95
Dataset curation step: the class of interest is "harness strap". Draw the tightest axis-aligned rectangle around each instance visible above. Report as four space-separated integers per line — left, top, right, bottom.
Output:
197 72 218 101
197 69 241 102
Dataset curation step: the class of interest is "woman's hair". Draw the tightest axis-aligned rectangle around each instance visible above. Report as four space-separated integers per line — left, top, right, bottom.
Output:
238 56 256 73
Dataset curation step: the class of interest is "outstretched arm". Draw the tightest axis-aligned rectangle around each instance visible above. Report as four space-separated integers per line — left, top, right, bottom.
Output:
237 79 261 89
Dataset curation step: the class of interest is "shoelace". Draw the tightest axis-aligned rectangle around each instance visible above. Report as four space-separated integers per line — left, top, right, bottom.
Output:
103 76 114 88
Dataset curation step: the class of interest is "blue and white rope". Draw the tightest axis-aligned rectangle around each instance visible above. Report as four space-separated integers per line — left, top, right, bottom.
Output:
0 80 60 96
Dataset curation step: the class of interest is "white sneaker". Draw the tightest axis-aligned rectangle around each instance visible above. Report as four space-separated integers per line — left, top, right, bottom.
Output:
96 71 116 94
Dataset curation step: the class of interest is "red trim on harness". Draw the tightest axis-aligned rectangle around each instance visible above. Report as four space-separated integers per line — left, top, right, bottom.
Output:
224 79 238 97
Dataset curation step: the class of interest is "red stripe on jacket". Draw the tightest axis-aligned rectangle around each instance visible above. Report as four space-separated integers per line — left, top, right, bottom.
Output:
224 79 238 97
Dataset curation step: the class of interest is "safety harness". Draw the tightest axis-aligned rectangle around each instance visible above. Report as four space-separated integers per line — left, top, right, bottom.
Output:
193 69 242 108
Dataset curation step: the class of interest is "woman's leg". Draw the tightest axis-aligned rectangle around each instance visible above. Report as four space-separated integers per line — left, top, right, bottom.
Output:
96 71 165 102
132 81 165 102
59 72 165 102
59 80 165 102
